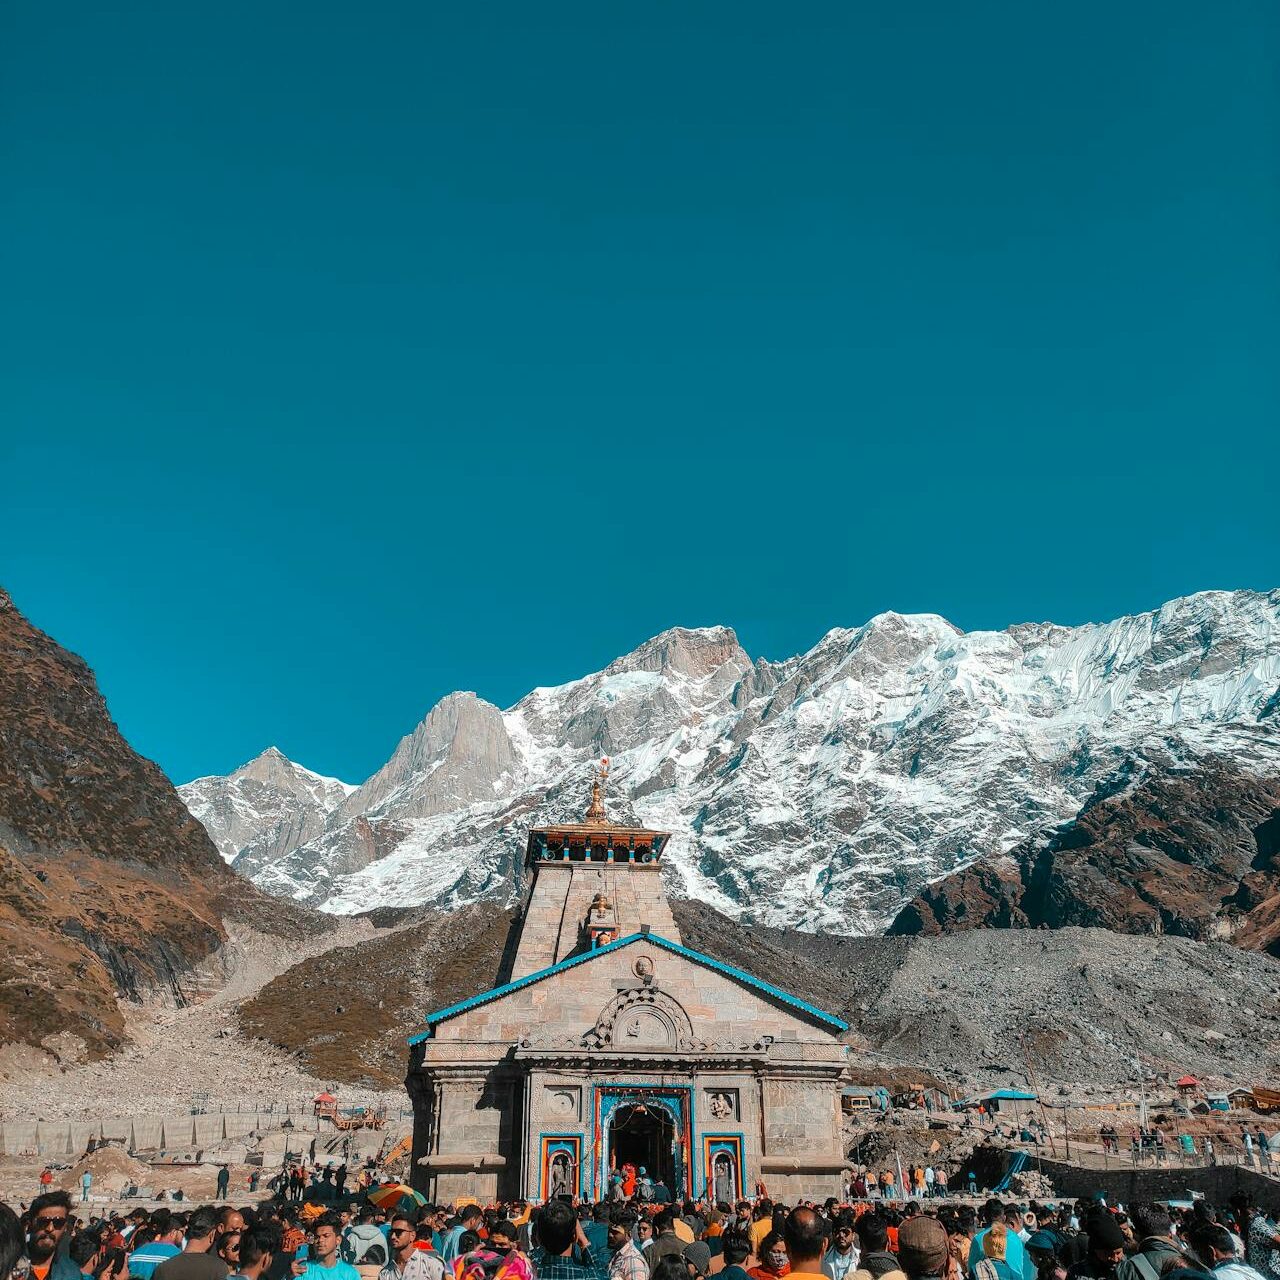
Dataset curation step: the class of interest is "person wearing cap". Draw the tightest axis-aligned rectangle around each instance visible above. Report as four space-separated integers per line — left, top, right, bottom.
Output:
897 1217 950 1280
1065 1217 1126 1280
1025 1232 1065 1280
683 1242 713 1279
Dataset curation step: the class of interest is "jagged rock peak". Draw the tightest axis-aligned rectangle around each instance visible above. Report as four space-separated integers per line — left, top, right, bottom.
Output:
180 744 354 866
337 691 516 823
393 691 513 768
209 745 353 791
810 612 962 661
605 625 751 679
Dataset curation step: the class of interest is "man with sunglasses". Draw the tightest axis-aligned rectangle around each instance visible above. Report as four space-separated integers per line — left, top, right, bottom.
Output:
216 1214 248 1262
228 1228 279 1280
822 1214 859 1280
377 1218 442 1280
24 1192 79 1280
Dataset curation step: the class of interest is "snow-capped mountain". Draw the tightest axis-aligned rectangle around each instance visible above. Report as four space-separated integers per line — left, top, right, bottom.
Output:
181 746 355 869
179 589 1280 934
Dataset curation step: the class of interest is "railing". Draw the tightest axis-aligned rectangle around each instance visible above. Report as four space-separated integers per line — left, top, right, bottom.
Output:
186 1096 413 1120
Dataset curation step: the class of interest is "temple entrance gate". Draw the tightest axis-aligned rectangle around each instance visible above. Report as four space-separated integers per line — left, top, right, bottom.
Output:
598 1088 690 1200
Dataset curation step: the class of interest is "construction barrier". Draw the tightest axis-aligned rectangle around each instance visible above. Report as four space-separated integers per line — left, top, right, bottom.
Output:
161 1117 195 1149
130 1118 164 1150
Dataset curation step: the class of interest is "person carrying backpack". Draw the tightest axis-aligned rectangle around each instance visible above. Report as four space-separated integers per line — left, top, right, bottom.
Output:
342 1209 388 1280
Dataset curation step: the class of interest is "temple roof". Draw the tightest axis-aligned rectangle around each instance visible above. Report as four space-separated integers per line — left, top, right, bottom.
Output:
406 931 850 1044
525 758 670 863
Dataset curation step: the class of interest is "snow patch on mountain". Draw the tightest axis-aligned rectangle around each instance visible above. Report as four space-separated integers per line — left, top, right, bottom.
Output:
180 590 1280 933
180 747 354 867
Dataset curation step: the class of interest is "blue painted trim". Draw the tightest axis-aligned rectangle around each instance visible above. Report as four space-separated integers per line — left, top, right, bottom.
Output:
406 931 848 1042
701 1132 747 1201
538 1132 584 1201
594 1084 692 1200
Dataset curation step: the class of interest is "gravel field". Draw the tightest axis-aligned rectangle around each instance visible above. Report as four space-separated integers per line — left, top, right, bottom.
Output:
0 920 404 1122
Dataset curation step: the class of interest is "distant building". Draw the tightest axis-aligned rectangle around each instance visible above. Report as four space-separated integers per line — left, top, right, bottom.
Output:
955 1089 1039 1124
892 1085 951 1112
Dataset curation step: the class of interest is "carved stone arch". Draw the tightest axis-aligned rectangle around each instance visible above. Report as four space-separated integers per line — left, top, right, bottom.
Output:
582 986 699 1050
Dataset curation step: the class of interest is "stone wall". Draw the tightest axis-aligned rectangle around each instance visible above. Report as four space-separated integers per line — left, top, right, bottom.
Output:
0 1111 337 1157
762 1079 842 1160
1035 1155 1280 1214
413 1067 521 1203
512 862 681 978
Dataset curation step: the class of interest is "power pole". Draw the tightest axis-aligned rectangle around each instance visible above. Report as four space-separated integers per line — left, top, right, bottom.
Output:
1020 1033 1057 1157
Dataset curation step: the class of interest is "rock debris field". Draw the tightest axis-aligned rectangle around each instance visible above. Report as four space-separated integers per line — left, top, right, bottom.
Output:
0 922 402 1123
676 905 1280 1090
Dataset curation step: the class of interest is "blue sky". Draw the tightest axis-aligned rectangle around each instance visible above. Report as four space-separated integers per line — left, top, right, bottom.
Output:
2 1 1277 786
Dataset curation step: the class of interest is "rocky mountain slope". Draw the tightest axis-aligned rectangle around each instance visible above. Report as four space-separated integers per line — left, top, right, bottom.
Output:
889 759 1280 952
238 902 517 1088
237 900 1280 1090
673 903 1280 1088
0 588 323 1062
184 589 1280 936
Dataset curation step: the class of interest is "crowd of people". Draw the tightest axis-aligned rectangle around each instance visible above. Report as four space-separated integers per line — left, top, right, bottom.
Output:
5 1183 1280 1280
845 1170 950 1199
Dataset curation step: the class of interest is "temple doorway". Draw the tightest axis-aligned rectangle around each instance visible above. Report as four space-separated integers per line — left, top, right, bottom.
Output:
609 1101 677 1197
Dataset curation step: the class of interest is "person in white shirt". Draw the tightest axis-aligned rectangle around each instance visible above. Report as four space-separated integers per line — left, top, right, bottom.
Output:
821 1215 859 1280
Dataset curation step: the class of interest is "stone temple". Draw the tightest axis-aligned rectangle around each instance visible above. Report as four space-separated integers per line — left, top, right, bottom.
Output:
407 766 849 1204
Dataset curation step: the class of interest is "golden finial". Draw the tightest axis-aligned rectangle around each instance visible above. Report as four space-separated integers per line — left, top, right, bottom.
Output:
585 756 609 821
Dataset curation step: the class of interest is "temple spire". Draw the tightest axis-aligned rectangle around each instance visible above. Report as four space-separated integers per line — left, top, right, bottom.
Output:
585 756 609 822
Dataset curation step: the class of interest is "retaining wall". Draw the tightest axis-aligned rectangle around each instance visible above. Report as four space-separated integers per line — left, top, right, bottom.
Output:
0 1107 408 1157
1032 1156 1280 1214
